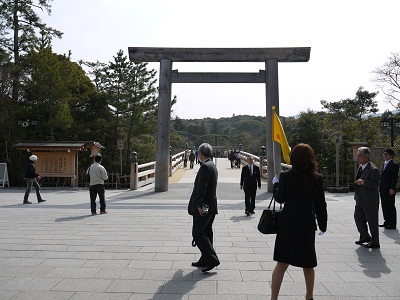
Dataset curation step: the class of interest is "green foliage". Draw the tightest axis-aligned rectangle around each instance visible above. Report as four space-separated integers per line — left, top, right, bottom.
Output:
84 49 159 163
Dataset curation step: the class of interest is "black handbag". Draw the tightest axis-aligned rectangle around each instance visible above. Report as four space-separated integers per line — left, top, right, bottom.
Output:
257 196 282 234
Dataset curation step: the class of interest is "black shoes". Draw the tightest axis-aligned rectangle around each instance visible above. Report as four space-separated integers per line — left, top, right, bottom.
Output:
245 211 250 216
191 261 206 267
23 200 45 204
92 211 107 215
385 226 396 229
202 261 220 272
365 242 380 249
355 240 371 245
379 223 396 229
250 211 255 214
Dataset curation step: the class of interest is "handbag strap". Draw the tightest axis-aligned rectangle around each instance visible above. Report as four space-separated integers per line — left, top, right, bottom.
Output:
267 195 282 211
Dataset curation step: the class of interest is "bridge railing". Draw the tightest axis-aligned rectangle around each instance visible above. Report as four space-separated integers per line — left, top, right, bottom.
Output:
130 150 186 190
128 149 291 190
170 151 185 176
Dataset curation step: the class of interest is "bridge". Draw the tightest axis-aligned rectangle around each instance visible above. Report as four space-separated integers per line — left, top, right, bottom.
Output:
0 158 399 298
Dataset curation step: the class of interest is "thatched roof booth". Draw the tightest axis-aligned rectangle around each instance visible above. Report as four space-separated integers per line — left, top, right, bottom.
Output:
14 141 105 188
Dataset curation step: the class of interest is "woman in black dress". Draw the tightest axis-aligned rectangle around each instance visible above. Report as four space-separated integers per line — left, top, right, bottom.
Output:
271 143 327 300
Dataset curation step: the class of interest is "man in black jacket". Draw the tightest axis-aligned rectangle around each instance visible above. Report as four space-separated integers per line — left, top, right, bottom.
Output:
188 143 220 272
23 155 46 204
379 148 399 229
240 156 261 216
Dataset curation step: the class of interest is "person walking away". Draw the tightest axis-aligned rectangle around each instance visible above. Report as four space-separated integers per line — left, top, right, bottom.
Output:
184 150 188 168
240 156 261 216
379 148 398 229
188 143 220 272
189 150 195 169
228 151 235 168
195 149 199 164
236 151 241 168
87 155 108 215
271 143 327 300
23 155 46 204
354 146 381 248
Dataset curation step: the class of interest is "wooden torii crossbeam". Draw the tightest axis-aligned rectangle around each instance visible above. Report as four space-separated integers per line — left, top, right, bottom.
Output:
128 47 311 192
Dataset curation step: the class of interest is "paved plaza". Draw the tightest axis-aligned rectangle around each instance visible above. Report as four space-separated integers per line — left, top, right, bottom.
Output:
0 158 400 299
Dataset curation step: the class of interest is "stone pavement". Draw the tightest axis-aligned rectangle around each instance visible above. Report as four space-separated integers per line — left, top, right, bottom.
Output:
0 158 399 300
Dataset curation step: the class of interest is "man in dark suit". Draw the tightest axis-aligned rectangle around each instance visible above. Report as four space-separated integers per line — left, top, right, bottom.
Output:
379 148 399 229
188 143 220 272
354 147 381 248
240 156 261 216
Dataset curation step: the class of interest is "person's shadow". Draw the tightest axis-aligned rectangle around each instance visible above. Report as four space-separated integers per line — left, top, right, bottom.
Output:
151 269 214 299
54 214 94 222
382 228 400 245
355 247 391 278
230 215 251 222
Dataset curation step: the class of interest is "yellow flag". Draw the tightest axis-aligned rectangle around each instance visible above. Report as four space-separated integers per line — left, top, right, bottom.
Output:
272 106 291 164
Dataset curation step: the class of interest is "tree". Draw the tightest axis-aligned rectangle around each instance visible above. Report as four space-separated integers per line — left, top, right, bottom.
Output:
86 50 159 163
372 52 400 109
0 49 16 163
22 46 72 140
0 0 63 101
291 110 327 158
321 87 379 140
20 42 96 141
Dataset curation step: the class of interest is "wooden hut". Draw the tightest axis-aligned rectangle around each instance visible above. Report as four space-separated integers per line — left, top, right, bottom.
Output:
14 141 104 188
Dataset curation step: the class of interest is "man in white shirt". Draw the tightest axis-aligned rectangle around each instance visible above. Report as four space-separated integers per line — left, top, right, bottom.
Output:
87 155 108 215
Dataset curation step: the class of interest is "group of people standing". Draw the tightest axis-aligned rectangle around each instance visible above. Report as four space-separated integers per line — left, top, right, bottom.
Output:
353 147 398 250
227 149 241 168
22 142 398 299
188 143 398 300
184 149 199 169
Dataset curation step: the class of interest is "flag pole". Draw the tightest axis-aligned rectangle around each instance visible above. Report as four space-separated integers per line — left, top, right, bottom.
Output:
272 106 277 177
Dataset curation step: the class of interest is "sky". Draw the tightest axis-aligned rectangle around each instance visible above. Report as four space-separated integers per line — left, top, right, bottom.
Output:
40 0 400 119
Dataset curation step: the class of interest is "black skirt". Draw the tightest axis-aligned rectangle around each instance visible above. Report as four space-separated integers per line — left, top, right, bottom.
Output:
273 229 317 268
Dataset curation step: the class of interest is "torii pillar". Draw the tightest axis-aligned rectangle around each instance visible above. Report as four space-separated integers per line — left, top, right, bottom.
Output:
128 47 311 192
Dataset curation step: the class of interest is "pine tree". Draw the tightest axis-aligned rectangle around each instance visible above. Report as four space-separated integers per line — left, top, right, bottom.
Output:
0 0 62 101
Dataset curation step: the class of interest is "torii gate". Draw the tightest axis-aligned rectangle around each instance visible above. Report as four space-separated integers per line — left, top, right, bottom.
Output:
128 47 311 192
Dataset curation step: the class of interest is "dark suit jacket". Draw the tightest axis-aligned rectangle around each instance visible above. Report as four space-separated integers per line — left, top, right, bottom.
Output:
379 160 399 194
25 162 39 179
354 162 380 208
188 159 218 216
240 164 261 191
274 170 327 232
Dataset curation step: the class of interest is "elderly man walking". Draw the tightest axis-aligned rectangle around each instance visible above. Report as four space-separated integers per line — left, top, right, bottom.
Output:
354 147 381 248
188 143 220 272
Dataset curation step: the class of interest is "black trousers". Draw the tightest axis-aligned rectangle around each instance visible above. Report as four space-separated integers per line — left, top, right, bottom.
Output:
244 188 256 212
89 184 106 213
192 214 219 265
354 205 379 245
24 178 43 202
380 192 397 227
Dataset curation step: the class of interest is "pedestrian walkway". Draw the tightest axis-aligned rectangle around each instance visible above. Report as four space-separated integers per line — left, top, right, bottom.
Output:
0 158 399 299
